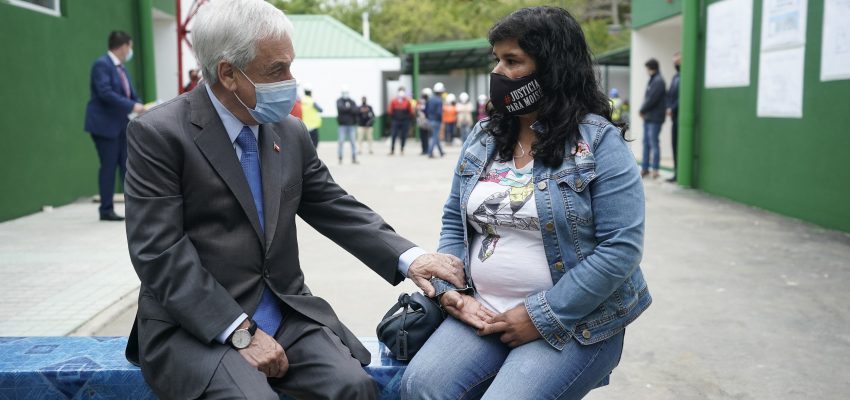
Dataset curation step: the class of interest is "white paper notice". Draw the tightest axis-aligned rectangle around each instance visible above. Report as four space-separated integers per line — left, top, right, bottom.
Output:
821 0 850 81
761 0 808 50
757 47 805 118
705 0 753 88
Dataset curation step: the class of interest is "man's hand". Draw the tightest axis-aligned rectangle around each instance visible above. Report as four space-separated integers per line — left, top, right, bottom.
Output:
133 103 146 115
408 253 465 297
440 291 496 330
478 304 541 348
237 326 289 378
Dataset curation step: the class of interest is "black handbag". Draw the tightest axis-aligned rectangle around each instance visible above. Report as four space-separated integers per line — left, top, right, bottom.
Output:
376 292 445 361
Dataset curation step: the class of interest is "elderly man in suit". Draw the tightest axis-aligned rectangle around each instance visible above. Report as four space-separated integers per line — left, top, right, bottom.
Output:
123 1 465 399
84 31 145 221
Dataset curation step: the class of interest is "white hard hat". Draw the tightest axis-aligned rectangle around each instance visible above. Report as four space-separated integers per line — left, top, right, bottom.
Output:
433 82 445 93
303 82 312 92
446 93 457 103
478 94 488 103
422 87 433 96
459 92 469 103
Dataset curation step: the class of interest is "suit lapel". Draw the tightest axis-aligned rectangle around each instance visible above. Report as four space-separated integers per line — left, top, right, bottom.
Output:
189 88 265 244
259 125 282 251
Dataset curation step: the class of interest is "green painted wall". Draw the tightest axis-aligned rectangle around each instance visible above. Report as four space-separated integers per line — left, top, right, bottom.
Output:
0 0 144 222
695 0 850 232
632 0 682 29
152 0 175 15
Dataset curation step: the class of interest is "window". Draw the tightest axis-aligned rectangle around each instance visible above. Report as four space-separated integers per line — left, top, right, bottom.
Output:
8 0 61 17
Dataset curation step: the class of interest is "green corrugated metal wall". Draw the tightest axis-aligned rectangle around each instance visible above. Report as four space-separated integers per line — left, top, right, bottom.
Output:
695 0 850 232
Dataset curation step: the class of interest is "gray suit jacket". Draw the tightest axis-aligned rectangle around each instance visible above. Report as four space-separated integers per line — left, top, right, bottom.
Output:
124 87 414 399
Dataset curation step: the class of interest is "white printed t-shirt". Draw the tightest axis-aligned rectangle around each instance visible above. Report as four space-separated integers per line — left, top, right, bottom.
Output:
466 158 553 314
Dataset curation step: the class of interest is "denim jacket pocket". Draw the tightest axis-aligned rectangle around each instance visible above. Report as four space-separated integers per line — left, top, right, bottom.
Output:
557 168 597 225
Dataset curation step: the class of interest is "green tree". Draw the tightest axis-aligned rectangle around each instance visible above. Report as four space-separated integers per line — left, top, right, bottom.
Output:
272 0 629 55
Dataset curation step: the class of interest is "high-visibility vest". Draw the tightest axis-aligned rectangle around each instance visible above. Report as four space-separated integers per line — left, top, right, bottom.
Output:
610 98 623 122
301 95 322 130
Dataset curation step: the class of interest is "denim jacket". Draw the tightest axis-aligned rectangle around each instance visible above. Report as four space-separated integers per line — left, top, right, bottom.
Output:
432 114 652 350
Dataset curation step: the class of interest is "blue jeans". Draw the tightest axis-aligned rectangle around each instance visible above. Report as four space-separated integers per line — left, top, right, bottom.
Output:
401 317 624 400
642 121 662 171
444 122 456 144
427 120 444 157
337 125 357 160
459 123 471 143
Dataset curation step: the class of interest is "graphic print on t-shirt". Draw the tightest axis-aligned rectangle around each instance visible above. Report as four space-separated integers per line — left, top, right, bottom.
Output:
470 162 540 262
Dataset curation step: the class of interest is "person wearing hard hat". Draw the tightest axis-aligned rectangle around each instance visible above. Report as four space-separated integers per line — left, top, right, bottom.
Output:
425 82 445 158
442 93 458 145
477 94 490 121
456 92 474 143
417 88 433 155
301 83 323 148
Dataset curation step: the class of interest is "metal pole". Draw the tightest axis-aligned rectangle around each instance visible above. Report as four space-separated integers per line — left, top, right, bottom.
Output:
677 0 699 187
412 51 420 139
138 0 157 102
177 0 183 93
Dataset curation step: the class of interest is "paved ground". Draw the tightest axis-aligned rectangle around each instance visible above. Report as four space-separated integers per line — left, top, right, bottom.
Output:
2 138 849 399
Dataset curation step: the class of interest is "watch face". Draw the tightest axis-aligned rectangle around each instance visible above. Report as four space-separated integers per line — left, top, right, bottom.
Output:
232 329 252 349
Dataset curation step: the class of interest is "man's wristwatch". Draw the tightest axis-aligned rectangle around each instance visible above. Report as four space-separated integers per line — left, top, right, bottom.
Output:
227 319 257 350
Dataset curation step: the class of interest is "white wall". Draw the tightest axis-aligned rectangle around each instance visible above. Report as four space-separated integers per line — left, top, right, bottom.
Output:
630 15 682 170
153 9 178 102
291 57 400 117
597 65 630 100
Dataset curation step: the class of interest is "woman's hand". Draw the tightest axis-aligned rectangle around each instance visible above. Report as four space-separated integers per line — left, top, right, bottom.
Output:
440 291 496 330
478 304 541 348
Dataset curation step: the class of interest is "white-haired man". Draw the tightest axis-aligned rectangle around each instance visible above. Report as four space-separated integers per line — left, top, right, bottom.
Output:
123 0 466 398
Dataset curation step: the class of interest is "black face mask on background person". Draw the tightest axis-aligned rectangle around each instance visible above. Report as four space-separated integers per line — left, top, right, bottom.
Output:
675 64 681 72
489 72 543 116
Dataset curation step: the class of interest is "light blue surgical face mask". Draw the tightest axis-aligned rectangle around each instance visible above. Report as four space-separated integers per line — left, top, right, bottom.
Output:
234 69 297 124
125 48 134 62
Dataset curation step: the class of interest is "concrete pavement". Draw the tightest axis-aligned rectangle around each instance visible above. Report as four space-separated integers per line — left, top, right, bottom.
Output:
1 138 848 399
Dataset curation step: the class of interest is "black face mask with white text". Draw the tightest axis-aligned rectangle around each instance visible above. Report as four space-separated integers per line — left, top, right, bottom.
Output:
489 72 543 116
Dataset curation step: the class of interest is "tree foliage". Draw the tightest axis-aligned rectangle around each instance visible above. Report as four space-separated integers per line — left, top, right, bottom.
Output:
270 0 630 55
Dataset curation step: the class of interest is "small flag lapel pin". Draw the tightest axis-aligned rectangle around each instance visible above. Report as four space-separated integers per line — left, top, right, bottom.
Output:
273 142 280 153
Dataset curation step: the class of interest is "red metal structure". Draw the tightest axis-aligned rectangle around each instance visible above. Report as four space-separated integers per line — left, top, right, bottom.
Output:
177 0 209 93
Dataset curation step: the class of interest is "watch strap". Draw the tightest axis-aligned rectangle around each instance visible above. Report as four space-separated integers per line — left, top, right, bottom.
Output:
246 319 257 336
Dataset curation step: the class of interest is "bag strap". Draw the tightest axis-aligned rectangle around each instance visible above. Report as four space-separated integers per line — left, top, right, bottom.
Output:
381 293 411 321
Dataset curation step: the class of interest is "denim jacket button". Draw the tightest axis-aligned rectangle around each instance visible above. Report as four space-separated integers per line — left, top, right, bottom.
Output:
537 181 547 191
545 222 555 231
582 329 591 339
575 178 584 189
460 161 467 173
554 261 564 271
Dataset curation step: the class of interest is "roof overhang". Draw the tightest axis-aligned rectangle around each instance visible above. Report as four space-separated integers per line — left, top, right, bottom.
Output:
400 38 492 74
594 46 630 66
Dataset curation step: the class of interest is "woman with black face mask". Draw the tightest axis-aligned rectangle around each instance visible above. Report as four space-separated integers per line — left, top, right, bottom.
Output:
401 7 651 400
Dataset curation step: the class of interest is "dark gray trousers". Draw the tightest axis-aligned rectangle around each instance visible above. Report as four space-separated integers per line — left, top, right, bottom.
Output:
201 311 378 400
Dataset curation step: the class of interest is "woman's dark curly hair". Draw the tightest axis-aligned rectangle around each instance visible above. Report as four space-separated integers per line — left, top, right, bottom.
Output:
486 6 626 166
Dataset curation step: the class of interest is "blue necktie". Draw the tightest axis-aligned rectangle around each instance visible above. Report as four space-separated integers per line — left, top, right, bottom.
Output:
235 126 283 335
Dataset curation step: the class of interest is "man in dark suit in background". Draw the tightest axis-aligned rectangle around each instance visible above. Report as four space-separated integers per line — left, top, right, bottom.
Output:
124 1 466 399
84 31 145 221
